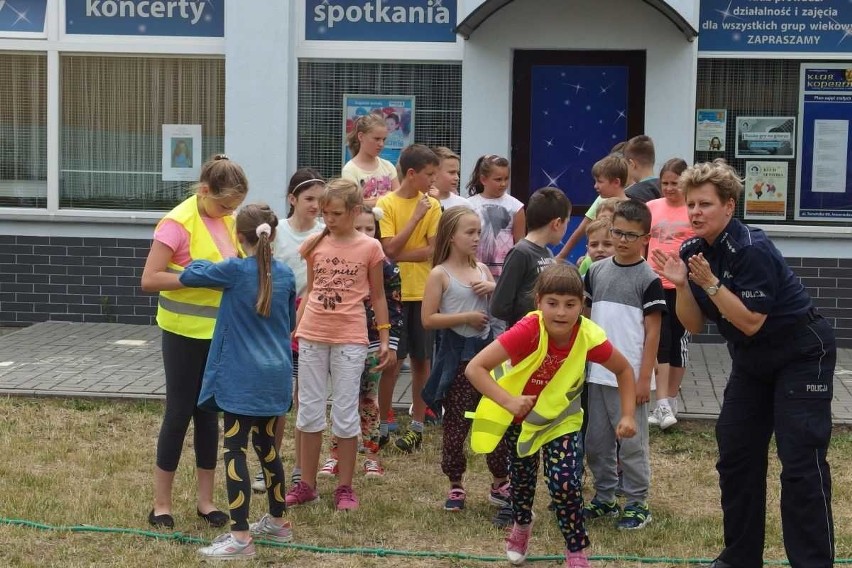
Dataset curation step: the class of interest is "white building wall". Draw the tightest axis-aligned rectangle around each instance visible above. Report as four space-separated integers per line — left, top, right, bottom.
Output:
225 0 293 217
460 0 697 188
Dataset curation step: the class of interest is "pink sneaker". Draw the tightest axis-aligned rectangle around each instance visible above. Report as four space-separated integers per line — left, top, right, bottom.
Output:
284 481 319 507
318 457 339 478
506 520 533 565
334 485 359 511
489 479 511 507
565 549 591 568
363 459 385 478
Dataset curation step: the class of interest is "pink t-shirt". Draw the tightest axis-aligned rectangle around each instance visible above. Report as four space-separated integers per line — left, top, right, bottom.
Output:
296 232 385 345
154 217 237 265
646 198 695 289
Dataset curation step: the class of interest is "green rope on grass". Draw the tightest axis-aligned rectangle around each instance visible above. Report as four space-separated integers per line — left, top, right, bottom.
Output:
2 517 849 565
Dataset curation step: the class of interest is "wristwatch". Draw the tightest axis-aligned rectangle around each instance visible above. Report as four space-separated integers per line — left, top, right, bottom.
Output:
704 280 721 296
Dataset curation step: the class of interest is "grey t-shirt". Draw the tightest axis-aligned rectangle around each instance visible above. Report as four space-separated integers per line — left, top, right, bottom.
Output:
490 238 555 327
626 178 661 203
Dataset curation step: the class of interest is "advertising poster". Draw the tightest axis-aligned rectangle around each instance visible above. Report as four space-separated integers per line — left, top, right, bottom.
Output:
744 161 788 220
162 124 201 182
696 109 727 152
796 64 852 221
343 95 415 166
735 116 796 159
699 0 852 55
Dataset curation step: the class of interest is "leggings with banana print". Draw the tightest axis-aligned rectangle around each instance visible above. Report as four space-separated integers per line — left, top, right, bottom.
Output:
223 414 287 530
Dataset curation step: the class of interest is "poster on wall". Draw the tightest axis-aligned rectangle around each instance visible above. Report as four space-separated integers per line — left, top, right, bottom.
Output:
796 64 852 221
695 109 727 152
342 95 415 166
698 0 852 54
735 116 795 159
162 125 201 182
744 161 788 220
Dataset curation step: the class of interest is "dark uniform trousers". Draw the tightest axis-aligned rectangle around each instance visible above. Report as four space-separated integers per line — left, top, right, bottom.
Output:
717 315 835 568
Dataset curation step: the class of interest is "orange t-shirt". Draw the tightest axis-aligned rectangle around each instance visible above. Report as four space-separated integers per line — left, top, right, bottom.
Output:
296 232 385 345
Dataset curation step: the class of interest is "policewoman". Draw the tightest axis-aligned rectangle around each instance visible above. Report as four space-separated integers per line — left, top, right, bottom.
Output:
652 159 835 568
141 155 248 529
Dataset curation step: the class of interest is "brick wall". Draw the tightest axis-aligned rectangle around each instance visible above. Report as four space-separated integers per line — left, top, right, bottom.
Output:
0 235 156 325
1 235 851 346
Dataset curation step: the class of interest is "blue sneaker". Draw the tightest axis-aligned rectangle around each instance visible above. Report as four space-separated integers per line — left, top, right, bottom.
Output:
617 502 651 530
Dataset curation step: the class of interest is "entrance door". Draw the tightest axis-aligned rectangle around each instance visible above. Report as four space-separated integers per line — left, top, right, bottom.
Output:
511 50 646 262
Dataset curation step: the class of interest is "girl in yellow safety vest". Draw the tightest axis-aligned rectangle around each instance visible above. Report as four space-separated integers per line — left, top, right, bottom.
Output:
465 264 637 568
141 155 248 530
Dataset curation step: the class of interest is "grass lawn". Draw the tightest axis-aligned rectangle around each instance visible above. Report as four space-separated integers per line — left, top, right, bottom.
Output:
0 397 849 567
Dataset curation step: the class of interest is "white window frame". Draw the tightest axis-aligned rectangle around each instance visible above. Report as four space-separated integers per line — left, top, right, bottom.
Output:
0 0 224 223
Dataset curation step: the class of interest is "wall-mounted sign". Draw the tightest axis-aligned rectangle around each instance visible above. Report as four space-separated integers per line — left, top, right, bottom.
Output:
695 109 727 152
744 161 788 221
699 0 852 54
306 0 456 42
65 0 223 37
0 0 47 36
162 124 201 182
735 116 795 159
796 64 852 221
343 94 415 167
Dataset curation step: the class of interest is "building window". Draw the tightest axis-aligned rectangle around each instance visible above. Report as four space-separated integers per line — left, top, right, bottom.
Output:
60 55 225 211
696 59 803 224
298 61 462 179
0 52 47 208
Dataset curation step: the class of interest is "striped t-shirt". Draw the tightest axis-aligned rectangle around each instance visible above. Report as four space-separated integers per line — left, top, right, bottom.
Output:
583 257 666 388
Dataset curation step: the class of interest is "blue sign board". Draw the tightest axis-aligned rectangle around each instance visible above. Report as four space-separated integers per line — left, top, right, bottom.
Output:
796 65 852 220
0 0 47 34
342 94 415 167
65 0 223 37
699 0 852 53
306 0 456 42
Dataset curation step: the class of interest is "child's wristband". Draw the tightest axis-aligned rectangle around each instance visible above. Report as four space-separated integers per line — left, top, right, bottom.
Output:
376 323 391 331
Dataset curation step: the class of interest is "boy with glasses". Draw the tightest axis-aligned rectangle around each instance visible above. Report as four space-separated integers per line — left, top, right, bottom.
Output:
582 199 665 531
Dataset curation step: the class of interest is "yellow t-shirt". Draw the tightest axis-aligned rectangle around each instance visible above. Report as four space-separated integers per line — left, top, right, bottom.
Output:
376 191 441 301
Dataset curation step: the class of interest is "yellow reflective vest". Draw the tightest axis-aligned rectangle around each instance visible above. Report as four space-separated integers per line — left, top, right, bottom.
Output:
468 312 608 457
156 195 238 340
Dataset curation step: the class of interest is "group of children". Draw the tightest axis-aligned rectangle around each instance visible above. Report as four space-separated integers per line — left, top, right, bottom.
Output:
147 120 696 566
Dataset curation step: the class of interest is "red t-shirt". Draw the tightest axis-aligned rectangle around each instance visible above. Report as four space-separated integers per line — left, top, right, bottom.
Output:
498 315 613 422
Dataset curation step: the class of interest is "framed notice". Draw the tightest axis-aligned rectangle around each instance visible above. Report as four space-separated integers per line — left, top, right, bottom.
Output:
796 63 852 221
735 116 795 159
343 94 415 166
696 109 727 152
744 161 788 221
162 124 201 182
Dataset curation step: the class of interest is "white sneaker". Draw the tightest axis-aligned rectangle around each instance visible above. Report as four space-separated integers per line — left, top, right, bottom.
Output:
659 405 678 430
648 407 661 426
198 533 256 560
251 470 266 493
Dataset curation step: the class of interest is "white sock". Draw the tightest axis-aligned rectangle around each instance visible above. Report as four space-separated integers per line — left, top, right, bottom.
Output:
658 398 671 410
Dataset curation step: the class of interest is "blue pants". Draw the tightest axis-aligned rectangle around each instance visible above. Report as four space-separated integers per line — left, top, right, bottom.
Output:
717 316 835 568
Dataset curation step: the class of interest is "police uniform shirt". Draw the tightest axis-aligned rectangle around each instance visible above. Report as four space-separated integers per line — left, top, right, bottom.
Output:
679 217 812 344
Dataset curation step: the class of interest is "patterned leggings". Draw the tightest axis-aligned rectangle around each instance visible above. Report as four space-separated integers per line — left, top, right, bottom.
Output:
505 424 589 552
442 363 510 483
223 414 287 531
330 351 381 455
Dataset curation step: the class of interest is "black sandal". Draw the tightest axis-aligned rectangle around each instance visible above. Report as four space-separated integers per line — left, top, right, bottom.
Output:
197 509 229 528
148 509 174 529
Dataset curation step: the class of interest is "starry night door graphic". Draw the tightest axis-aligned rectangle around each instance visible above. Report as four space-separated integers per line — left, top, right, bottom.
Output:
512 51 646 262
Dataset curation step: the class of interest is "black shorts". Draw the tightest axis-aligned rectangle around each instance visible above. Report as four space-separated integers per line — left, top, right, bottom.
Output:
397 301 434 361
656 288 690 368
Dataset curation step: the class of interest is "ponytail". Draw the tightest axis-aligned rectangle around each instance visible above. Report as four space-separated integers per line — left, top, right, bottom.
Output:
347 114 386 158
235 204 279 318
465 154 509 197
